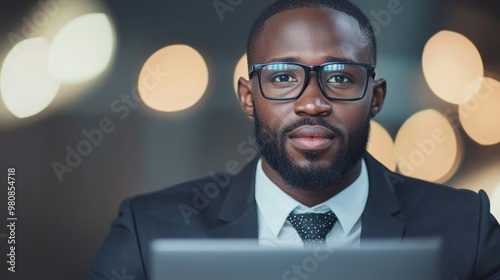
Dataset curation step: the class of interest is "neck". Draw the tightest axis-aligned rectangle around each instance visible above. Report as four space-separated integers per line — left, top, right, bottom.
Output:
261 159 362 207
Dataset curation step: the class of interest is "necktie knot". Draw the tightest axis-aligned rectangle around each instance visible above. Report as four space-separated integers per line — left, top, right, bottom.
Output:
287 210 337 247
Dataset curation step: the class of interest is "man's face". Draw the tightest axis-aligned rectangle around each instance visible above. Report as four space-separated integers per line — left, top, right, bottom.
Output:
239 7 385 190
254 107 370 190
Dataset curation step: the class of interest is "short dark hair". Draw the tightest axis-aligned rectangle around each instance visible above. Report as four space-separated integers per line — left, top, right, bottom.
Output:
247 0 377 66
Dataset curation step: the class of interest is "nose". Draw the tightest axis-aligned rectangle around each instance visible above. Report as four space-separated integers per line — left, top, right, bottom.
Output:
294 72 333 117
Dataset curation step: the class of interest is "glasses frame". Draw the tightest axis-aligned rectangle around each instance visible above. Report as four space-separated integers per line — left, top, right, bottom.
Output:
249 61 376 101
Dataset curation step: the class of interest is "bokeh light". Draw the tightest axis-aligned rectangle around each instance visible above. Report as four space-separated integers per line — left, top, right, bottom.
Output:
0 38 60 118
395 109 462 183
458 77 500 145
450 158 500 193
491 183 500 221
233 54 248 95
367 120 396 171
48 13 115 84
138 44 209 112
422 30 483 104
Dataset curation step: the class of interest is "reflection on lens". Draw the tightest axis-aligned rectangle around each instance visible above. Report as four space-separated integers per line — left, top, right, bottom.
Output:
261 63 305 99
324 64 346 71
321 64 367 99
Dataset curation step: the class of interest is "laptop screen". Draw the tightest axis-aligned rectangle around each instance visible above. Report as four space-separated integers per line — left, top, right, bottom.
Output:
149 239 442 280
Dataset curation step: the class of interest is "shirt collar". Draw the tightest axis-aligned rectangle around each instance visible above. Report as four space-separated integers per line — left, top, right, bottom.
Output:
255 159 369 237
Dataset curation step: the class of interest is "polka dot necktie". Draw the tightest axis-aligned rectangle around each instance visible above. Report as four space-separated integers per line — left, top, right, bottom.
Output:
287 210 337 247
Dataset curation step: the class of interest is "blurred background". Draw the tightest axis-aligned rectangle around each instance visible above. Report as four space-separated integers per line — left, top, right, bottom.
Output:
0 0 499 279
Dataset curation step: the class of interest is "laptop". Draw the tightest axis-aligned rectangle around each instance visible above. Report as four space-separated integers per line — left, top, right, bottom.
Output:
150 239 442 280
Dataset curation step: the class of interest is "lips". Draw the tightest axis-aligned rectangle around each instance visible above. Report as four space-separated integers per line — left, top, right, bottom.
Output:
288 125 336 151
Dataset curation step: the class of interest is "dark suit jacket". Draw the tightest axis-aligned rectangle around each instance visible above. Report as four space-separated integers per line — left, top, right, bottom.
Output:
90 154 500 280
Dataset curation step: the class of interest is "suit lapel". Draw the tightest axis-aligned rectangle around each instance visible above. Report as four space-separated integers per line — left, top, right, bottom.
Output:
208 158 259 238
206 154 406 241
361 153 406 241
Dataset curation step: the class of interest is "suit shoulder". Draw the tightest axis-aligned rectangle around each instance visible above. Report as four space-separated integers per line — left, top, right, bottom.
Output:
394 174 478 200
134 176 222 202
365 153 479 204
124 171 233 213
390 173 483 217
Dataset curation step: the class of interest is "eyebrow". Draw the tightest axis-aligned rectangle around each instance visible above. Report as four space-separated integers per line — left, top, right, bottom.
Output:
265 56 356 64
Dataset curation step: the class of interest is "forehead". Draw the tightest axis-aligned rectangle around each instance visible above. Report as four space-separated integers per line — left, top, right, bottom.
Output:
254 7 370 64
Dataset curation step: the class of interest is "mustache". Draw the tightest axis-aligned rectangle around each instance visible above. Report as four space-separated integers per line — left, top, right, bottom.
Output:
282 118 344 139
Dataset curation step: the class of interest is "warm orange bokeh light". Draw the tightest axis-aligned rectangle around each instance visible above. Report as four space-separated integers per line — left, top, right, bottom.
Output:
491 183 500 221
367 120 396 171
459 77 500 145
395 109 462 183
138 44 208 112
422 31 483 104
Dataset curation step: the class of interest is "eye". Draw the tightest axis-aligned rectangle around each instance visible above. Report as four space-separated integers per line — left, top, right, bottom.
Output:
327 75 352 84
272 74 297 83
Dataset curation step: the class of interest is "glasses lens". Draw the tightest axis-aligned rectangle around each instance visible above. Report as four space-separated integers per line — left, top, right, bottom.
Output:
260 63 305 99
321 63 368 99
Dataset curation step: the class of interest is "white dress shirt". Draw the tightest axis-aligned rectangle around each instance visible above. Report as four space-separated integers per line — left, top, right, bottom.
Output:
255 158 369 248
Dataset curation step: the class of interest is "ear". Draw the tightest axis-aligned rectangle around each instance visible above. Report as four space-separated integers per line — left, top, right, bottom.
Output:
237 76 254 118
369 78 387 118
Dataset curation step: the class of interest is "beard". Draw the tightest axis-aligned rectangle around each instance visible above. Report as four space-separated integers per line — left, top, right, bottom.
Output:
254 109 370 191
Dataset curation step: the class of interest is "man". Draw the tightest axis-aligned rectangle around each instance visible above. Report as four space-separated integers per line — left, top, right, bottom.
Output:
90 0 500 279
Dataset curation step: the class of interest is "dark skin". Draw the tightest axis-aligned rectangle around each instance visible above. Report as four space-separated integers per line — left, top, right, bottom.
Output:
238 7 387 207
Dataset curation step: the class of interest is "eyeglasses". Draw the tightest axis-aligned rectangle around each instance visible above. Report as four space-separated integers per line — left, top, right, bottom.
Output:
249 62 375 101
